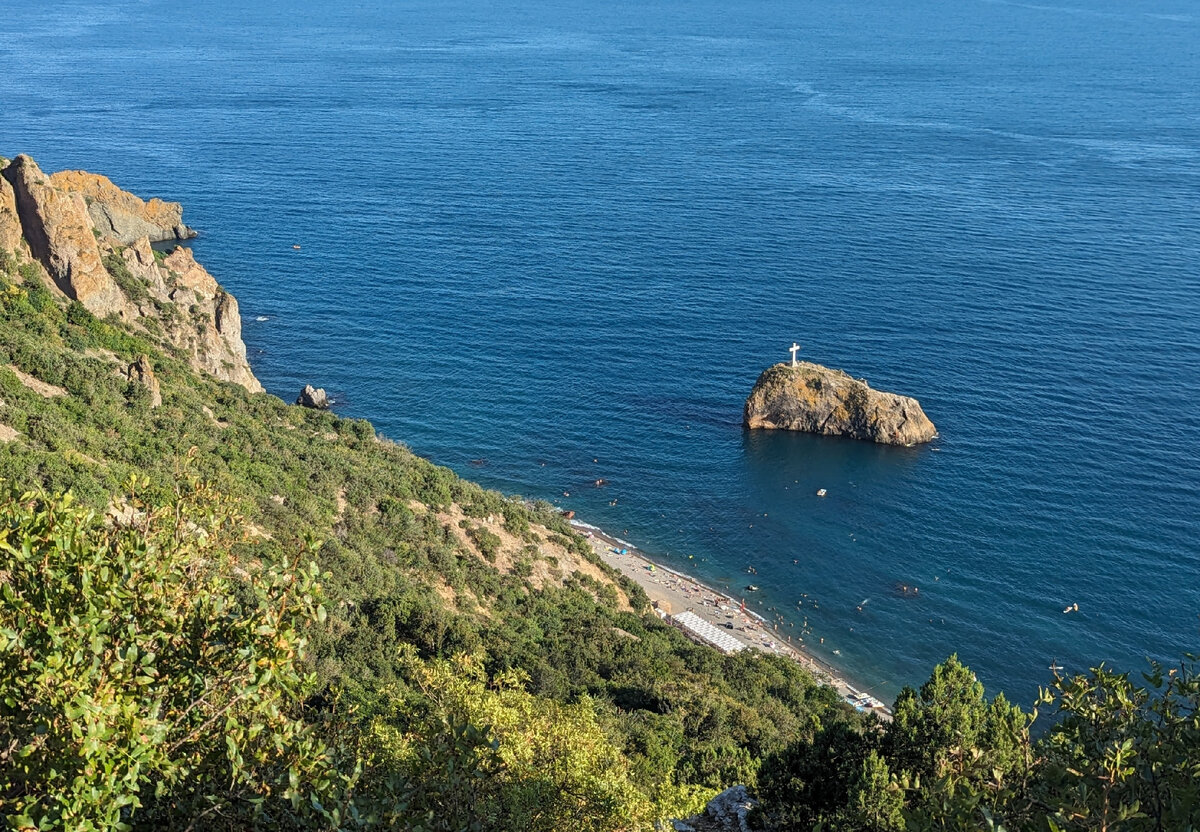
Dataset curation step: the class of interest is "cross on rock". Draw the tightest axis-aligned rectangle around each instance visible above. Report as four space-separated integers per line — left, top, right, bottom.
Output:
789 342 801 366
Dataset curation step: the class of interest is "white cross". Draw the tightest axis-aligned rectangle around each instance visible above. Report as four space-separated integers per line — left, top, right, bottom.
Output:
789 342 800 366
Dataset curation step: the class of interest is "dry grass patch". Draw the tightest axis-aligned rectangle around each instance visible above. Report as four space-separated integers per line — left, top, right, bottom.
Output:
409 500 631 611
6 365 67 398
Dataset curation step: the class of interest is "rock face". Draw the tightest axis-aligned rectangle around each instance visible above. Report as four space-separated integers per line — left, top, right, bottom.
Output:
128 355 163 408
673 786 756 832
0 159 27 257
1 154 262 394
296 385 330 409
2 155 125 316
48 169 194 244
744 361 937 446
119 239 263 394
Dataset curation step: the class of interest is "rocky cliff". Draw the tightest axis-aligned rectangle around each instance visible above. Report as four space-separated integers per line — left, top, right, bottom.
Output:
0 154 261 393
48 168 194 244
744 361 937 446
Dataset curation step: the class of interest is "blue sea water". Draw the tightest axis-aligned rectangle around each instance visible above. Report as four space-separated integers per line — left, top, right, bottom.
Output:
2 0 1199 705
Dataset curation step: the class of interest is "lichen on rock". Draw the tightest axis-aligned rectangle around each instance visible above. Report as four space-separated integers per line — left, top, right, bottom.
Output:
744 361 937 446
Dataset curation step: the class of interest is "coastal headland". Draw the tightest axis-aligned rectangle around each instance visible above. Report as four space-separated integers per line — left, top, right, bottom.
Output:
1 151 894 719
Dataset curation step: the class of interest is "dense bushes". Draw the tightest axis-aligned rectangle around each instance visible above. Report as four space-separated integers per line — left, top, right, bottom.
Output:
752 654 1200 831
3 246 1196 830
0 251 851 828
0 485 344 830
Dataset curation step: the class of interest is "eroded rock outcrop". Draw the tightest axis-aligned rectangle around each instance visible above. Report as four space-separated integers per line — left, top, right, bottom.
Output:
1 154 262 393
673 786 756 832
127 355 163 408
2 155 125 316
296 385 329 409
0 158 27 257
48 169 194 244
120 239 263 393
744 361 937 446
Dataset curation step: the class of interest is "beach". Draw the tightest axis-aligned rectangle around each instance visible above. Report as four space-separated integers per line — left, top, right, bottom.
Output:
570 519 892 720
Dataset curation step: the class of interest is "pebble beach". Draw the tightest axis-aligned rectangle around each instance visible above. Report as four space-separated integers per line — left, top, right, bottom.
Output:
571 520 892 719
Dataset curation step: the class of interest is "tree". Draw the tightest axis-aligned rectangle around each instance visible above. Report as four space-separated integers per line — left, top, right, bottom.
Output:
846 751 906 832
361 651 711 832
1036 659 1200 832
751 719 877 830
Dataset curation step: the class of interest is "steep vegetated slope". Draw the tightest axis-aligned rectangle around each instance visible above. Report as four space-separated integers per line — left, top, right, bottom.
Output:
0 157 1196 832
0 157 847 830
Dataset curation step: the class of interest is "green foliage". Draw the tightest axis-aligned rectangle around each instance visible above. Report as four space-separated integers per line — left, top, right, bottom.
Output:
0 257 851 829
848 751 906 832
755 652 1200 832
0 482 345 831
362 653 710 831
462 520 502 563
102 251 148 304
1034 659 1200 832
8 237 1194 832
752 719 880 830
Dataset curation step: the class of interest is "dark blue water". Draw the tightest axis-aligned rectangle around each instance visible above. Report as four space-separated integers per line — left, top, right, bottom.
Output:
4 0 1199 705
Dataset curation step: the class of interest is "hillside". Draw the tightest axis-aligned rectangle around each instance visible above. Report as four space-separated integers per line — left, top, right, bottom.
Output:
0 156 851 829
0 157 1196 832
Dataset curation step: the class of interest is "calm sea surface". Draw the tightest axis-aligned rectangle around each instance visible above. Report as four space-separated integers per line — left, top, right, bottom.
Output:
3 0 1199 704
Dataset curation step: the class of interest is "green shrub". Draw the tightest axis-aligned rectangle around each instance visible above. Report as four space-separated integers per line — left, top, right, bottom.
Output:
0 483 347 831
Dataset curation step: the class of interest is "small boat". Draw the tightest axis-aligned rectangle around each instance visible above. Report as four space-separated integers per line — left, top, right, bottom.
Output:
746 584 759 592
816 488 827 497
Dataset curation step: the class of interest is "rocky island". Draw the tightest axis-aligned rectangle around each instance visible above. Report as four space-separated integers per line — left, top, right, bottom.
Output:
744 360 937 446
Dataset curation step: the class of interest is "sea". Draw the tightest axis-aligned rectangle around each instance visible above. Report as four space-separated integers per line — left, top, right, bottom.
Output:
2 0 1198 706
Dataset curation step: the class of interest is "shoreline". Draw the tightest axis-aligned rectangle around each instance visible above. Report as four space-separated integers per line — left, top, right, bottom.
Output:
569 518 892 720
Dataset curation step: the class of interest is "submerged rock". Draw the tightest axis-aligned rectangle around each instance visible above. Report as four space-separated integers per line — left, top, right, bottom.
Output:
296 385 330 409
744 361 937 446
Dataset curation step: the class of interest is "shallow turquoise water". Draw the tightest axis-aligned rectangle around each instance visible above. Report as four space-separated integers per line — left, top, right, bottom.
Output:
3 0 1199 703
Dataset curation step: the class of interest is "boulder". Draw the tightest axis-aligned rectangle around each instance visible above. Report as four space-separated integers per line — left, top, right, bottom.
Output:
47 169 194 244
128 355 162 408
2 155 124 316
703 786 756 832
296 385 330 409
744 361 937 446
673 786 757 832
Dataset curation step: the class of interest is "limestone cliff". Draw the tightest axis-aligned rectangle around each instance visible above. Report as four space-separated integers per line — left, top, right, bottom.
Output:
119 239 263 393
0 154 261 393
48 168 194 244
0 159 28 257
744 361 937 446
2 155 125 317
